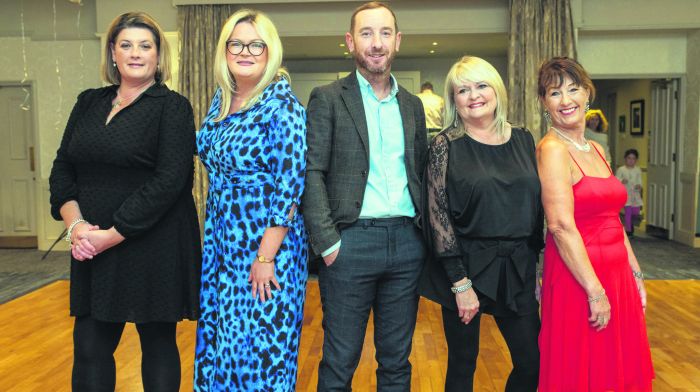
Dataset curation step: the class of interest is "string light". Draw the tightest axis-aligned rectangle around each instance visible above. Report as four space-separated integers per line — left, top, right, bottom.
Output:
76 3 84 91
52 0 64 134
19 0 30 110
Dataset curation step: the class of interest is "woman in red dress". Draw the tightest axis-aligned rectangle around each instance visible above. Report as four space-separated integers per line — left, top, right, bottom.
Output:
535 57 654 391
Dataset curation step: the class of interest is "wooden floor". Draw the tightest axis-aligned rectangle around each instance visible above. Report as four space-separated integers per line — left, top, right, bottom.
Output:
1 280 698 391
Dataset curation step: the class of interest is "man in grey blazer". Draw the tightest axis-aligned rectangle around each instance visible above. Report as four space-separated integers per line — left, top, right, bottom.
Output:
302 2 428 390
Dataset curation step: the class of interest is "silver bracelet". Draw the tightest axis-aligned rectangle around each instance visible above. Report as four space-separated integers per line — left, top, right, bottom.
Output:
65 218 87 243
632 270 644 280
451 279 473 294
588 289 606 303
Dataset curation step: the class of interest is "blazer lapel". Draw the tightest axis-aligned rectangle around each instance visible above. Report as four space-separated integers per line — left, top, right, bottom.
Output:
340 72 370 156
397 88 416 176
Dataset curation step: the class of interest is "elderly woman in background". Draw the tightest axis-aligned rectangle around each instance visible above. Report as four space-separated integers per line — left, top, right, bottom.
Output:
194 9 307 391
536 57 653 391
49 12 201 391
420 55 543 392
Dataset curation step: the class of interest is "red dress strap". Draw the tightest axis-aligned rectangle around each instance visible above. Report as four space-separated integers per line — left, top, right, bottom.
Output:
590 143 613 175
568 152 586 176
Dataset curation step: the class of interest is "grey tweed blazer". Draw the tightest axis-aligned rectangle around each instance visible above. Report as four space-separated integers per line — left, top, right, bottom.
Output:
301 71 428 255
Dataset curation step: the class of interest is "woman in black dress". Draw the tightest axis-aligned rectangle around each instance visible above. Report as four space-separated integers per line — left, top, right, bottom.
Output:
420 56 543 391
49 12 201 391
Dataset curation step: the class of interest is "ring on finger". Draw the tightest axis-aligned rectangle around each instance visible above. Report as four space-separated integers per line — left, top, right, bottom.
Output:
263 283 271 288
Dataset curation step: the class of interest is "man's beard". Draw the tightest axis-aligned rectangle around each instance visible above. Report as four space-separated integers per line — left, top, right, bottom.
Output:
354 49 396 74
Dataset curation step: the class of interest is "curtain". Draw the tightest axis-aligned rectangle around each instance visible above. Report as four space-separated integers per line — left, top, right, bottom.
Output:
178 4 240 229
507 0 577 140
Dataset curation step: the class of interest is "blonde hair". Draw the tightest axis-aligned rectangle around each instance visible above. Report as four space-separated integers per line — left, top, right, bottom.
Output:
586 109 609 132
443 56 509 138
101 12 170 85
213 9 289 122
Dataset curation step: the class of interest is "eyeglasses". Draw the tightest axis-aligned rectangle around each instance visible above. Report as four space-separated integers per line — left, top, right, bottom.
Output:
226 40 266 56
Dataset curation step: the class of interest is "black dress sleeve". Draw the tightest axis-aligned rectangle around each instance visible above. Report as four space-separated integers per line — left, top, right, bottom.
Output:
49 89 93 220
111 93 196 238
427 133 467 283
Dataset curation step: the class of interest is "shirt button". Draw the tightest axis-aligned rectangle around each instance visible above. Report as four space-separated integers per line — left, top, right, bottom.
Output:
355 201 361 208
361 170 367 177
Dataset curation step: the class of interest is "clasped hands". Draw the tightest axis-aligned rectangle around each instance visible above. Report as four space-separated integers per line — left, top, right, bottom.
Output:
70 222 125 261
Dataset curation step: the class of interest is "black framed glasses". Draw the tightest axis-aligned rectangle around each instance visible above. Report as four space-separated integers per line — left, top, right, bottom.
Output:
226 40 266 56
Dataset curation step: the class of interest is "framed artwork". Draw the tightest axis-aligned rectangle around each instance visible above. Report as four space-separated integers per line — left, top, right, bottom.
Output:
618 115 626 133
630 100 644 136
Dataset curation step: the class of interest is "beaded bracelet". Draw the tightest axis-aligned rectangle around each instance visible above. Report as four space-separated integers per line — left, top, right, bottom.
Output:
64 218 86 244
587 289 606 303
632 270 644 280
451 279 473 294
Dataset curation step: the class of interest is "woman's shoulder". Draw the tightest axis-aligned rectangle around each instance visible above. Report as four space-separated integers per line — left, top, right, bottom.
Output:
267 78 303 106
509 126 533 139
77 86 113 101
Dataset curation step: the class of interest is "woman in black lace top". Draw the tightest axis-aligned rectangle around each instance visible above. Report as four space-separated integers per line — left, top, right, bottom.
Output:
49 13 201 390
419 56 543 391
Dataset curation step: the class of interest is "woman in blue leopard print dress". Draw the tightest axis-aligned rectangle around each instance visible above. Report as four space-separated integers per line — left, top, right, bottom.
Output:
194 9 307 391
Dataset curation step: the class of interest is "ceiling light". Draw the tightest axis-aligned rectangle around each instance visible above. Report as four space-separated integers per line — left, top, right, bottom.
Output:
432 42 438 46
344 51 349 55
429 50 435 54
339 43 345 47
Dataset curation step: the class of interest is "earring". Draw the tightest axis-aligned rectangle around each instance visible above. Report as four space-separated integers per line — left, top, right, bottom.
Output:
112 61 116 67
585 101 590 112
544 110 550 121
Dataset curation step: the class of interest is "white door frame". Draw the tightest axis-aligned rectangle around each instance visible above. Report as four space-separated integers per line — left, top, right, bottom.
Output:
0 81 39 247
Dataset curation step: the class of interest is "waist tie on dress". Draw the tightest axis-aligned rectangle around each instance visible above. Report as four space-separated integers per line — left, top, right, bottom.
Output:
465 239 532 313
208 172 274 193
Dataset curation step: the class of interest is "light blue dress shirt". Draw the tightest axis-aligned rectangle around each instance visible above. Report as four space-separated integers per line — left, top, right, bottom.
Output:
322 71 415 257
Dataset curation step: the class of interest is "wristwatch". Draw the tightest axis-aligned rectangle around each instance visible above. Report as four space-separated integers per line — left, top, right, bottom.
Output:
255 254 274 263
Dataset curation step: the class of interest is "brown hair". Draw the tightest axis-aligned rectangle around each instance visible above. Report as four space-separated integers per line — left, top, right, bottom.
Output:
537 57 595 102
350 1 398 33
101 12 170 85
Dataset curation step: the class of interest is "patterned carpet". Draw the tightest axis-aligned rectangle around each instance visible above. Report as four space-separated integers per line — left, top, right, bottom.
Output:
0 249 69 304
0 233 698 304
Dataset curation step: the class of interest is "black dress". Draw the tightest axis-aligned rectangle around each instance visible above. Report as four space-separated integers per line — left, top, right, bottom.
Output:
49 84 202 323
419 126 544 317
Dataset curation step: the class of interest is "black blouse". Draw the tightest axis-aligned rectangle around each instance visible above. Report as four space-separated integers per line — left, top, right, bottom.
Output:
49 84 202 323
420 126 544 315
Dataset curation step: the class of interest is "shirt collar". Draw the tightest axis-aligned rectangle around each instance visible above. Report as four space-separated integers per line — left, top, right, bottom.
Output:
355 70 399 101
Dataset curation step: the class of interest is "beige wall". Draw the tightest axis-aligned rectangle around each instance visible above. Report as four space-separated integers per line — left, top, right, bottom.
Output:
578 31 687 77
0 37 100 250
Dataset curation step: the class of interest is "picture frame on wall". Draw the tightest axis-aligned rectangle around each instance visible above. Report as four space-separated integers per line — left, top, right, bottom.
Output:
619 115 626 133
630 100 644 136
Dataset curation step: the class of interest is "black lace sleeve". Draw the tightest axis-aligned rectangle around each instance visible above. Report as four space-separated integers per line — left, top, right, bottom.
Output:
428 134 467 283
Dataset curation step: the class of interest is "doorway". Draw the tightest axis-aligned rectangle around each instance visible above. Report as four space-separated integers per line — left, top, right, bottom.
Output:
594 78 680 240
0 85 37 248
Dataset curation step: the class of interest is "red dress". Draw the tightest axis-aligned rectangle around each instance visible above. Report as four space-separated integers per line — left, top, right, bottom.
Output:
539 146 654 391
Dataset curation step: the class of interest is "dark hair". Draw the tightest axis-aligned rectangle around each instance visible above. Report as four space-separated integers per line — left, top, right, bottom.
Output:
624 148 639 159
421 82 433 91
350 1 398 34
537 57 596 102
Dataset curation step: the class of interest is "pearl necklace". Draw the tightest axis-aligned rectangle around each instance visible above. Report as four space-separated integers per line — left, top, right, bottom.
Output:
551 126 591 152
112 81 155 109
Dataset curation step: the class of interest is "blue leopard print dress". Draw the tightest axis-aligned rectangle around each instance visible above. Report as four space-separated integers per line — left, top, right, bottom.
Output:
194 78 308 391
